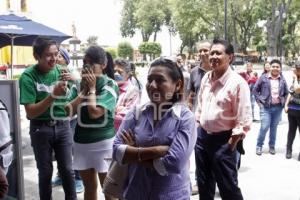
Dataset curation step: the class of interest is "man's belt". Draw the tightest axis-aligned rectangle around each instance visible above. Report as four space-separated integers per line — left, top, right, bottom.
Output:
31 119 65 127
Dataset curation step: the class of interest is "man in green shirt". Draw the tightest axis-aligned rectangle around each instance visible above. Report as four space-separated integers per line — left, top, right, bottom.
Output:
19 37 76 200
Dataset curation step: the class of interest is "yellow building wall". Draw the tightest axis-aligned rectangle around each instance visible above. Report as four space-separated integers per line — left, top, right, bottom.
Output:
0 46 35 66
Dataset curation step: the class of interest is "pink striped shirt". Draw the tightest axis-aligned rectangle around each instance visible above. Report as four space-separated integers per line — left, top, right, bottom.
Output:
195 68 252 135
268 74 280 104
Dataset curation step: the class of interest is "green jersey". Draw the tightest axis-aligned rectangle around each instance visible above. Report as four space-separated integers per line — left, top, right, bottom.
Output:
19 64 70 120
74 74 119 143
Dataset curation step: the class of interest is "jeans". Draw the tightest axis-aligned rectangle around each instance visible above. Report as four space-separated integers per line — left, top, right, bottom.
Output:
30 120 77 200
194 127 243 200
56 118 81 180
256 105 283 148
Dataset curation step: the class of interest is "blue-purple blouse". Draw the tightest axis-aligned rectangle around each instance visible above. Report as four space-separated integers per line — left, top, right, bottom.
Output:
113 103 197 200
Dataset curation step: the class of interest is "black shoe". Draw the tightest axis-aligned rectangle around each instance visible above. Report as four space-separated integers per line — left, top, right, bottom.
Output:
256 147 262 155
269 147 276 155
298 153 300 161
286 150 292 159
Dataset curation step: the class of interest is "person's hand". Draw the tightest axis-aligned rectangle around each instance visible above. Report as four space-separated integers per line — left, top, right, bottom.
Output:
80 79 88 96
65 104 73 117
188 102 193 111
116 106 125 113
52 81 67 97
155 145 169 157
228 133 244 151
121 129 136 146
83 68 96 91
292 73 298 82
60 69 72 81
284 105 289 113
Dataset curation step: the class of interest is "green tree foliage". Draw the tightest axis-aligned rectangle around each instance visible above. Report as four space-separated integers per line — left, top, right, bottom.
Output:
282 0 300 58
138 42 162 60
229 0 262 53
105 47 118 59
120 0 171 42
257 0 293 57
121 0 300 60
117 42 134 60
86 36 98 46
120 0 137 38
170 0 227 56
170 0 202 55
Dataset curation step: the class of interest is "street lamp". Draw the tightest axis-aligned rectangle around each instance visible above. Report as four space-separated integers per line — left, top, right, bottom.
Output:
224 0 228 40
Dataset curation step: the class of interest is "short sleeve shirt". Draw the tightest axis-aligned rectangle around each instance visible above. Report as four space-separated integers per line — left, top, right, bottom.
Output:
19 64 69 120
74 75 119 143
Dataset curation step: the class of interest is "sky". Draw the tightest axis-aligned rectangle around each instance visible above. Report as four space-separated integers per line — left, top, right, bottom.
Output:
29 0 123 46
2 0 181 55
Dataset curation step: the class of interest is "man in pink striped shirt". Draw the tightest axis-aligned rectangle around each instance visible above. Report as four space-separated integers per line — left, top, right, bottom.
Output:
194 38 252 200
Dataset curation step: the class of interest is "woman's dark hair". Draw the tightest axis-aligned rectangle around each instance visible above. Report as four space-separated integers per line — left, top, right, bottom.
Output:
114 58 129 70
150 57 184 103
114 58 142 90
84 45 107 66
263 61 270 74
33 37 58 57
129 63 142 92
104 52 115 79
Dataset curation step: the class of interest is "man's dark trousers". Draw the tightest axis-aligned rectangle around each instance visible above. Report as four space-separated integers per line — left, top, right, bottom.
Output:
30 120 77 200
194 127 243 200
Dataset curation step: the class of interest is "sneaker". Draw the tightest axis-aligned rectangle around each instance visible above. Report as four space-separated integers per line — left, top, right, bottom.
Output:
286 150 292 159
51 176 62 187
75 179 84 193
269 147 276 155
256 147 262 156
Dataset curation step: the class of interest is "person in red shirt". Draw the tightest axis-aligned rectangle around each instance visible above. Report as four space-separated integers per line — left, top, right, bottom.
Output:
239 62 259 121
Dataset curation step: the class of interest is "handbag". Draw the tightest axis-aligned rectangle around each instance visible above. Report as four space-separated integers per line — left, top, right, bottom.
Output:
103 160 128 199
103 105 140 199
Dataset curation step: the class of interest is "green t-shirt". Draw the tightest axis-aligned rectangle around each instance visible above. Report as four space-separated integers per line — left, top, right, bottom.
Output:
19 64 71 120
74 74 119 143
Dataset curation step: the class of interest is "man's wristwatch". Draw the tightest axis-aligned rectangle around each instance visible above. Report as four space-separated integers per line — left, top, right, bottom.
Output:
88 90 96 95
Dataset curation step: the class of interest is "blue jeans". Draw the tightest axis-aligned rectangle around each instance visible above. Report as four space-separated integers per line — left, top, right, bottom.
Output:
30 120 77 200
256 105 283 148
